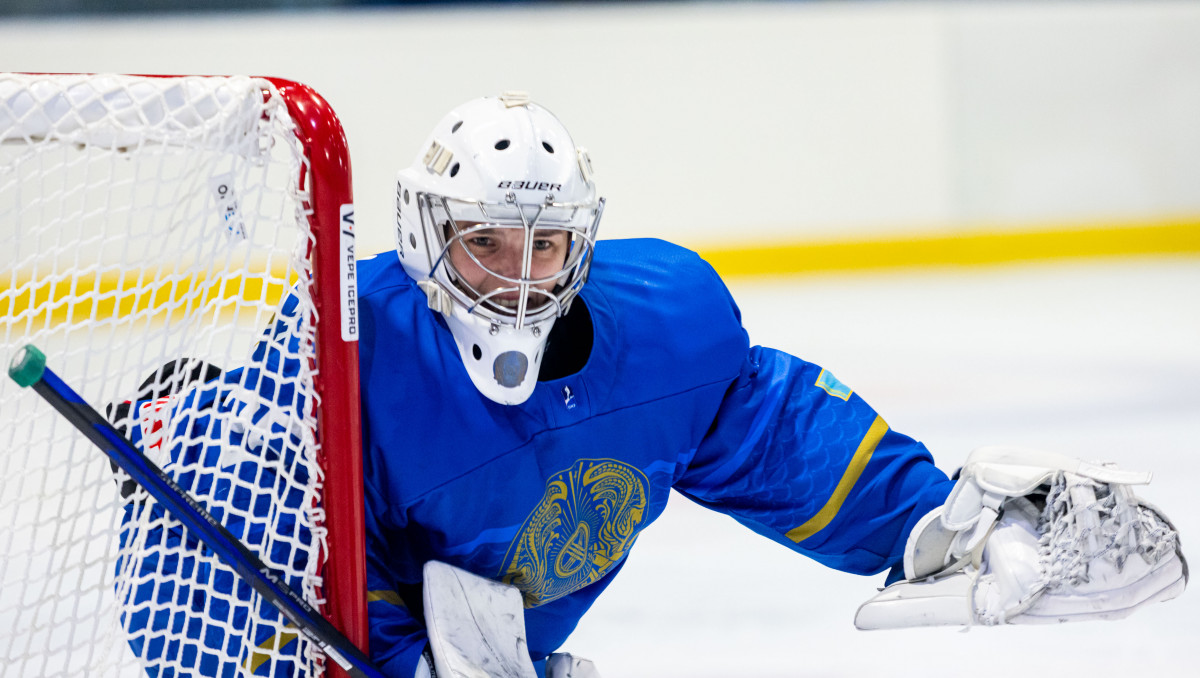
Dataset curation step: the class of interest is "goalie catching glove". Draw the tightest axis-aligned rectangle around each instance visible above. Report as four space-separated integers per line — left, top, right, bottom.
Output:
855 446 1187 629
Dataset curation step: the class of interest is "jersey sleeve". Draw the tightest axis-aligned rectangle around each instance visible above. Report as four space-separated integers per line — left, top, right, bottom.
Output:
111 289 323 677
362 478 430 678
676 346 954 576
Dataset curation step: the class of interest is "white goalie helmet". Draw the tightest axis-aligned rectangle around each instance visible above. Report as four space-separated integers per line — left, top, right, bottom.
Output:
395 92 604 405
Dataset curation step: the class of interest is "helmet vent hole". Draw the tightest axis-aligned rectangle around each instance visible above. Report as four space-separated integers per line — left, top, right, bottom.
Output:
472 344 483 360
449 162 460 178
409 233 417 248
542 141 554 154
451 120 463 133
403 189 410 204
494 139 510 150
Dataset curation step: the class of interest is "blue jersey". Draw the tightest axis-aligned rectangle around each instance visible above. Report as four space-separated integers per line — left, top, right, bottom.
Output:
357 238 953 677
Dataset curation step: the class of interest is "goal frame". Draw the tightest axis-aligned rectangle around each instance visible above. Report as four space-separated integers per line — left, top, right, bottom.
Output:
261 75 369 675
3 72 369 676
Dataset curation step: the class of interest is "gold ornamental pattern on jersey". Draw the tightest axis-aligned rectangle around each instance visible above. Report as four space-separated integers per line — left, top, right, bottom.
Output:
500 459 649 608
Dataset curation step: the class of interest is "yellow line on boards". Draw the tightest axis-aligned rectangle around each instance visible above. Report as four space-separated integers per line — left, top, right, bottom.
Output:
4 219 1198 324
1 260 299 325
698 218 1200 279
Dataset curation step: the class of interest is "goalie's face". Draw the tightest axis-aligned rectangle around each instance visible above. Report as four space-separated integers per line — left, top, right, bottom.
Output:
393 94 604 404
444 220 573 319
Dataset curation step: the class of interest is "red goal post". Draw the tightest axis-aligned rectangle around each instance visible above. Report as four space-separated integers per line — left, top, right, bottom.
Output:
266 76 369 678
0 73 367 677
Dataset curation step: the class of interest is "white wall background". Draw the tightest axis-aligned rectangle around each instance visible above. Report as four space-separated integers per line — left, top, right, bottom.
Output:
2 0 1198 258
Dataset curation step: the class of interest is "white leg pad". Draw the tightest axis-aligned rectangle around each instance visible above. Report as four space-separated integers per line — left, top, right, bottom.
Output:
422 560 538 678
546 653 602 678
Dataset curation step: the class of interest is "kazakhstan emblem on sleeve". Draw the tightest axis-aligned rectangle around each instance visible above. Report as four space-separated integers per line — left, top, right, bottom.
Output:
500 459 649 608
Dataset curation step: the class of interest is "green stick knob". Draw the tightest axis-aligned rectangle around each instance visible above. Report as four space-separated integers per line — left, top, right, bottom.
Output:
8 344 47 388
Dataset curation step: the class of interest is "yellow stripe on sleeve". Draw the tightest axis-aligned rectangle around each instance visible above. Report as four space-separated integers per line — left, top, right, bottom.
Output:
368 589 407 607
243 629 299 673
785 416 889 544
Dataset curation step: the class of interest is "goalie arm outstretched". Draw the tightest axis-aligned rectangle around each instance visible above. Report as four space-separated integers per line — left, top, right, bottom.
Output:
677 346 955 577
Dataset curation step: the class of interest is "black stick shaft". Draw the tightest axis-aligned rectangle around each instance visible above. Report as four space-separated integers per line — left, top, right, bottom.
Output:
20 357 382 678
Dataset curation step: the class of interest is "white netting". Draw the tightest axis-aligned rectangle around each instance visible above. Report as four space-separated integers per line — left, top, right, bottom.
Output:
1 74 328 677
1038 472 1181 589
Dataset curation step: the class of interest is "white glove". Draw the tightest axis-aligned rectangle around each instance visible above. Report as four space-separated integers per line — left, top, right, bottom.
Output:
855 446 1187 629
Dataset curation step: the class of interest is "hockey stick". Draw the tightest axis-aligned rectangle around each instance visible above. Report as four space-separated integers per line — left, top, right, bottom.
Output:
7 344 384 678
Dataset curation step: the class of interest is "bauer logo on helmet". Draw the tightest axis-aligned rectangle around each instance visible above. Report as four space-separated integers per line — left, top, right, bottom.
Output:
497 180 564 192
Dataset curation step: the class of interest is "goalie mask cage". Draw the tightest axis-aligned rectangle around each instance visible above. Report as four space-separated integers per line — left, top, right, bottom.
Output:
0 74 366 677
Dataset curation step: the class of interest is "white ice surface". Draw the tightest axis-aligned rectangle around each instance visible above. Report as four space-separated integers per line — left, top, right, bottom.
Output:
563 257 1200 677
